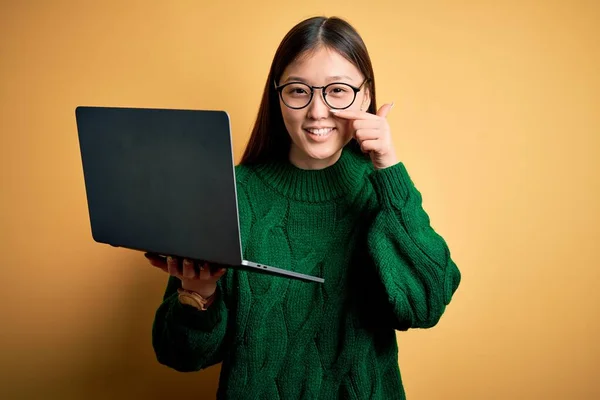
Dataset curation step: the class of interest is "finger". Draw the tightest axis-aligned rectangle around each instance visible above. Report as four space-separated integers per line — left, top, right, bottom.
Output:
198 262 211 281
355 128 380 142
167 256 182 277
330 109 379 120
352 118 381 131
213 267 227 279
376 102 394 118
145 253 166 267
182 258 196 279
360 139 381 153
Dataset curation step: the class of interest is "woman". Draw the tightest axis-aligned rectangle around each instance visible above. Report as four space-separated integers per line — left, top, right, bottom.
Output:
146 15 461 399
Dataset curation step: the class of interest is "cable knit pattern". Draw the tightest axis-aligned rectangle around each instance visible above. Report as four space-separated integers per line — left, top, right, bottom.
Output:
152 145 461 399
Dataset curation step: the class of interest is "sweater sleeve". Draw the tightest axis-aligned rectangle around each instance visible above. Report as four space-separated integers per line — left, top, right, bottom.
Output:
151 271 230 372
151 166 254 372
366 162 461 330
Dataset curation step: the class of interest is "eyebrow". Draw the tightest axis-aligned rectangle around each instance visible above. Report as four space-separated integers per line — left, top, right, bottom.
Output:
282 75 355 84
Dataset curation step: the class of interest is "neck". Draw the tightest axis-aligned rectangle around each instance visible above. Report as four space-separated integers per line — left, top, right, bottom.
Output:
253 145 371 202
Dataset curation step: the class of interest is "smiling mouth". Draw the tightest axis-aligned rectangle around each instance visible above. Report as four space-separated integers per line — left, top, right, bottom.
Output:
305 127 335 136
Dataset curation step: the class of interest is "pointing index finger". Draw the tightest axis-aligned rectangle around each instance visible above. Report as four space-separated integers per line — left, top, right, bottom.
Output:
330 109 379 120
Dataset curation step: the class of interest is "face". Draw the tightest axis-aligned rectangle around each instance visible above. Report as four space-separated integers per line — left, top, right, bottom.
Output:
278 46 370 170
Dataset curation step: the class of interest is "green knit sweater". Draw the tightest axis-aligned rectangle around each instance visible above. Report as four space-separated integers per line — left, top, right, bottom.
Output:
152 145 461 399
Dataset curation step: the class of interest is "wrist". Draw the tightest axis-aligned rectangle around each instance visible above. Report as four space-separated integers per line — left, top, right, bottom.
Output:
177 287 216 311
181 281 217 298
371 152 398 170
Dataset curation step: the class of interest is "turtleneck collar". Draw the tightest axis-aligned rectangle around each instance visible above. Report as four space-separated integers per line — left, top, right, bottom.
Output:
252 145 371 203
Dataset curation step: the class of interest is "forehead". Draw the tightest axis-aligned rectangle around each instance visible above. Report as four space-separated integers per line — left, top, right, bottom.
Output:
281 46 363 82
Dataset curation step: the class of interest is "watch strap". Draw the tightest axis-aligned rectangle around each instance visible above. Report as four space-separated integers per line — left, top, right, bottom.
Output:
177 288 215 311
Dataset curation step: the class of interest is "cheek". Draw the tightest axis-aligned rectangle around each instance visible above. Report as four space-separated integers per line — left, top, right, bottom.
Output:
281 108 305 131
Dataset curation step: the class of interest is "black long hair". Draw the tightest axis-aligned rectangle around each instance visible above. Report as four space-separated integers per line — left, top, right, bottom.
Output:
240 16 377 165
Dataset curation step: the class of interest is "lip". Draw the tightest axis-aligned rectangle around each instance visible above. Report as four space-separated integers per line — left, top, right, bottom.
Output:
303 126 336 130
303 127 336 136
303 127 336 142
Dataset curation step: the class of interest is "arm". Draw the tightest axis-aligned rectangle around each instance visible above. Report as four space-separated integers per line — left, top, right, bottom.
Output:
366 162 461 330
151 271 230 372
151 166 254 371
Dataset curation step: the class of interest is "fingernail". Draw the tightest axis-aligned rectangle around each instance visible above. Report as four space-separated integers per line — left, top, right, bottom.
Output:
329 109 339 113
390 102 395 109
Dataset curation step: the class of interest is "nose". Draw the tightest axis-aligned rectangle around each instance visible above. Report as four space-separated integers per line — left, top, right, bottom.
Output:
306 89 330 120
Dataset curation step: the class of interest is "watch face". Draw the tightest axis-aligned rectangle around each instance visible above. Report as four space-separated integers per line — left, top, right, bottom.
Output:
178 291 207 310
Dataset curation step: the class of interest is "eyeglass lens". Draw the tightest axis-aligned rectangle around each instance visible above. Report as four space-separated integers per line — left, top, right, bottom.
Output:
280 83 357 109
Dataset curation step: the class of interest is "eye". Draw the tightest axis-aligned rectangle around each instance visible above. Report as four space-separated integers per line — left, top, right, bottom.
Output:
284 84 310 96
326 84 352 97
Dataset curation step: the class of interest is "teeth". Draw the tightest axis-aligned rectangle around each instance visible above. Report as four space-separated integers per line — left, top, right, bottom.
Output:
307 128 333 136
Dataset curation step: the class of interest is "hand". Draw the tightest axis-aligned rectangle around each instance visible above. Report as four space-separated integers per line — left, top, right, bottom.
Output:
332 103 397 169
145 253 227 298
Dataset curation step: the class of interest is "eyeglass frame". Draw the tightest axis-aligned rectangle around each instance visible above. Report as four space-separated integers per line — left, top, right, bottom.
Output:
273 78 371 110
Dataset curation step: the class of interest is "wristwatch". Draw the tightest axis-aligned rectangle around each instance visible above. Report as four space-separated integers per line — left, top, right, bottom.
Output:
177 288 215 311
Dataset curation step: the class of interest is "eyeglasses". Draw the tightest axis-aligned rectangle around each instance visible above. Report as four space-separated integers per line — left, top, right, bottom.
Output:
274 78 370 110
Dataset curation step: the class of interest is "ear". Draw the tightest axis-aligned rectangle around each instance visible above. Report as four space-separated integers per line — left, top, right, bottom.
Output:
360 86 372 111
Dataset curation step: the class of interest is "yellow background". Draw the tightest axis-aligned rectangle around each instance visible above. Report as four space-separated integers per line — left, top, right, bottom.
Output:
1 1 599 399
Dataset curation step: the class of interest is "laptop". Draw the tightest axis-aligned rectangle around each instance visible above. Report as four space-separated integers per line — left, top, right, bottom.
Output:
74 106 324 284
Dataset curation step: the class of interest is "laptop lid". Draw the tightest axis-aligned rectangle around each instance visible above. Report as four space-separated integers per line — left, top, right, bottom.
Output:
75 106 243 266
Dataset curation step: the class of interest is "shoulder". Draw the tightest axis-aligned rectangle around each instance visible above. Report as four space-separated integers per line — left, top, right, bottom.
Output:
234 163 253 181
234 163 261 190
233 163 266 206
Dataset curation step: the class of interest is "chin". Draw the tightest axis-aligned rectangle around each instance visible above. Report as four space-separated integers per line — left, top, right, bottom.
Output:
303 142 345 162
306 147 341 160
288 128 350 168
